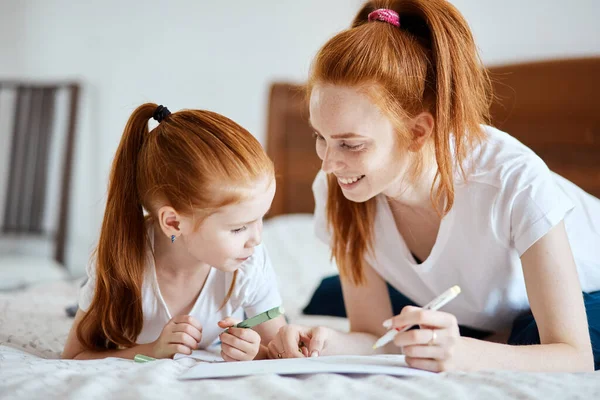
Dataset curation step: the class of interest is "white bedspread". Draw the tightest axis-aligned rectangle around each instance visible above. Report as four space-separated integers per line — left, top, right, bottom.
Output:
1 280 599 400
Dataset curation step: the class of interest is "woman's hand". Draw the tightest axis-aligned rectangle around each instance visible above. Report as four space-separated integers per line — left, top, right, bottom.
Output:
385 306 462 372
267 324 332 359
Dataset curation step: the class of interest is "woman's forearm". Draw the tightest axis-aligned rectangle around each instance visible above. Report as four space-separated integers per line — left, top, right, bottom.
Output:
459 337 594 372
321 328 398 356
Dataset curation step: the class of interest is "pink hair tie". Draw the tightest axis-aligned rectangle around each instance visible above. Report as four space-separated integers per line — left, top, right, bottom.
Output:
367 8 400 28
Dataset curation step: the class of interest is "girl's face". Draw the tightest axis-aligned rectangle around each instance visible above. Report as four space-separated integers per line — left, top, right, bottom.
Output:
177 176 276 272
310 84 416 203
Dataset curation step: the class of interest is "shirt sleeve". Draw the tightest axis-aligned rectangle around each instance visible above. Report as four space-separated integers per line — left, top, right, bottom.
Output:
507 155 575 256
241 243 283 318
78 257 97 312
312 170 332 245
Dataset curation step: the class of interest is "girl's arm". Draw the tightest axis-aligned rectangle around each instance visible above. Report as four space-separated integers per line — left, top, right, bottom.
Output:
62 309 154 360
62 310 203 360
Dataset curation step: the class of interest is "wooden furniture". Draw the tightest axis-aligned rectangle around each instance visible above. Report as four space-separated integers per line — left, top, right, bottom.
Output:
0 81 80 266
265 57 600 217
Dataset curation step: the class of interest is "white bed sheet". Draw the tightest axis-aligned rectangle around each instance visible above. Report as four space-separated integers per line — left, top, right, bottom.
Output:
1 280 599 400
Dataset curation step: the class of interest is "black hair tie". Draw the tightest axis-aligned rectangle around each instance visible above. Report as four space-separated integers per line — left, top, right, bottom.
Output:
152 105 171 123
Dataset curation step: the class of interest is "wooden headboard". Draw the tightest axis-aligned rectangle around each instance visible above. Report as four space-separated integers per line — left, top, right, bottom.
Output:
266 57 600 218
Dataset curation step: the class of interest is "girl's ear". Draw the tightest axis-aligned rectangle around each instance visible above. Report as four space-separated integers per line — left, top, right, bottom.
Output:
157 206 181 240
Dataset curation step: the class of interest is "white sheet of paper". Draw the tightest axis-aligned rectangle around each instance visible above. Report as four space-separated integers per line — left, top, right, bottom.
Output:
174 349 224 362
179 355 433 379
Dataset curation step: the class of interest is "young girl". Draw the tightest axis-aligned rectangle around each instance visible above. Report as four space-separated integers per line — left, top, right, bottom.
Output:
62 103 286 361
268 0 600 371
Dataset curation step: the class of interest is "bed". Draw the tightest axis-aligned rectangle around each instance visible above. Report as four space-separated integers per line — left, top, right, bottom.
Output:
1 58 600 399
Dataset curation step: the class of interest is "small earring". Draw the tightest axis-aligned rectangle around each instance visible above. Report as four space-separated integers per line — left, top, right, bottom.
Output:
171 235 176 244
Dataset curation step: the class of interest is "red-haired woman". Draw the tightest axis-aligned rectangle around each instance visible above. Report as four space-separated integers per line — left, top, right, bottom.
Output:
269 1 600 372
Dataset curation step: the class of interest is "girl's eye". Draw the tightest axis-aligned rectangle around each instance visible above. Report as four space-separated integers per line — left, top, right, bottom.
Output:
231 226 247 234
312 132 325 141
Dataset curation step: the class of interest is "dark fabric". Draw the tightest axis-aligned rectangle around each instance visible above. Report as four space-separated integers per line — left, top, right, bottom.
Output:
303 274 492 339
507 290 600 370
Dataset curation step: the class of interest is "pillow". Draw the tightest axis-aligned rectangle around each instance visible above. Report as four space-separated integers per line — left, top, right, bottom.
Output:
262 214 338 319
0 255 69 291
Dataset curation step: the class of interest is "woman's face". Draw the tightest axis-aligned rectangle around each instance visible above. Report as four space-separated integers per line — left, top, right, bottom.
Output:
310 84 416 203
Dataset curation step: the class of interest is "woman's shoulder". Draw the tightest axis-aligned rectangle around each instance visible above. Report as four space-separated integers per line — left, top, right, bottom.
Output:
312 170 328 198
461 125 551 190
311 170 332 243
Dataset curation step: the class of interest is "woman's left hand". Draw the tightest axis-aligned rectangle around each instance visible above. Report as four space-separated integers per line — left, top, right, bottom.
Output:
386 306 462 372
218 317 261 362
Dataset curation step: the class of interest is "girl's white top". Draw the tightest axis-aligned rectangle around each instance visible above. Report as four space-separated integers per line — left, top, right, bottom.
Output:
79 224 282 347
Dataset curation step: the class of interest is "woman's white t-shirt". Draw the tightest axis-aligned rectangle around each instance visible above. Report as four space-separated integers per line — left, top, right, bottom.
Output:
313 125 600 332
79 225 282 348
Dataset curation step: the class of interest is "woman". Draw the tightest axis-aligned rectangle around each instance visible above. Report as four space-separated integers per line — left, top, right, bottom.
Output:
267 0 600 371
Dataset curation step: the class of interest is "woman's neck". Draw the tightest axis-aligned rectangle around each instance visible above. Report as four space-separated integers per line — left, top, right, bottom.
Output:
383 152 439 211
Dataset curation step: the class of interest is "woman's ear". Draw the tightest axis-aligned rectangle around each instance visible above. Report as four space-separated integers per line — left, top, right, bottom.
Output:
408 112 435 152
157 206 181 240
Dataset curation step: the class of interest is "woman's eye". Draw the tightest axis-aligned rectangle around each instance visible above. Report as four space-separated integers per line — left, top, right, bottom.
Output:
341 142 364 151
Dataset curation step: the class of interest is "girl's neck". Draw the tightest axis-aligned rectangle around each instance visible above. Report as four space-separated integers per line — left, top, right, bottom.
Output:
152 223 211 277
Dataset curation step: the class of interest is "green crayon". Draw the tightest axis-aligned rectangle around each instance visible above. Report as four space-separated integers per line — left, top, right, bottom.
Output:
235 305 285 329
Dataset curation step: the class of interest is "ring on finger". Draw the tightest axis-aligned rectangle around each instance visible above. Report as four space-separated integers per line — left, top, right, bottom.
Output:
428 329 437 346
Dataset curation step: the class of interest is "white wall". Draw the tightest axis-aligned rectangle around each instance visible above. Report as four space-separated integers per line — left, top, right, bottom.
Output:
452 0 600 64
0 0 598 275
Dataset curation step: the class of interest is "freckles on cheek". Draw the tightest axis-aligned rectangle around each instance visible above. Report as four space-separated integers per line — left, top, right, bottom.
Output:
367 159 385 175
355 154 378 175
369 148 396 170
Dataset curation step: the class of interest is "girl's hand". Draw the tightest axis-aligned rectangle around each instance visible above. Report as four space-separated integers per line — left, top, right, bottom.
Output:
151 315 203 359
267 324 331 359
218 317 261 362
385 306 462 372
